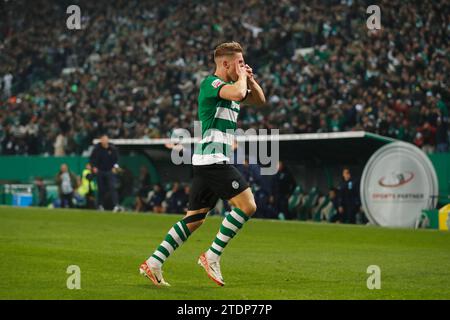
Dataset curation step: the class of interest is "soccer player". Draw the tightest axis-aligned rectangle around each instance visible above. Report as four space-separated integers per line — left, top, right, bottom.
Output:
139 42 266 286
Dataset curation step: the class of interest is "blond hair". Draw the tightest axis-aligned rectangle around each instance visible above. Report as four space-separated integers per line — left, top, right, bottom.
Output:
213 42 243 61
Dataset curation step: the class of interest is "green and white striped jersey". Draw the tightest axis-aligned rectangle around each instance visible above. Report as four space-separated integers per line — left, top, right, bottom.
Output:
192 74 240 166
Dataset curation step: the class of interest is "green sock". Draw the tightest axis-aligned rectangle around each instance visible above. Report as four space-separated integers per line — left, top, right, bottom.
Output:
207 208 250 259
147 219 191 266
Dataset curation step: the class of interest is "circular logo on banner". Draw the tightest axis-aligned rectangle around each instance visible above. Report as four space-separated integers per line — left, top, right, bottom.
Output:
360 141 439 228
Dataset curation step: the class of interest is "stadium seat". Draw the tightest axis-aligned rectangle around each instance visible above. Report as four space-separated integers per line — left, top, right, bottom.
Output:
45 185 59 208
320 202 338 223
312 195 330 222
121 196 135 211
298 187 319 220
288 186 304 218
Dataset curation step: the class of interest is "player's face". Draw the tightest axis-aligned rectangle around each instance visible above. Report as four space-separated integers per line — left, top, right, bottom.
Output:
227 53 245 81
100 135 109 148
343 169 351 181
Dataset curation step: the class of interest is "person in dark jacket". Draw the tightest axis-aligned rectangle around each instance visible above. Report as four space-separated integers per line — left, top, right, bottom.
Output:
89 134 121 211
328 187 340 223
145 184 166 213
135 165 152 212
436 116 449 153
164 182 188 214
34 177 47 207
271 161 296 219
337 167 361 224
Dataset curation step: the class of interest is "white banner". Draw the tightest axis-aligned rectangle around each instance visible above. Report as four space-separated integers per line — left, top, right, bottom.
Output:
360 142 439 228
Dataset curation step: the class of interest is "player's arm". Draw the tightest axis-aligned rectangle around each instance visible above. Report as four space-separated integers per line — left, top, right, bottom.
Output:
243 78 266 106
242 64 266 106
218 63 248 101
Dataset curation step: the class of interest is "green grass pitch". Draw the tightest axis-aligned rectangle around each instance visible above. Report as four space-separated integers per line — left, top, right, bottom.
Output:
0 206 449 300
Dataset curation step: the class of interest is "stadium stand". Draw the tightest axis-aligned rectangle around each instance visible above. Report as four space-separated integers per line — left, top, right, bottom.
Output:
0 0 448 157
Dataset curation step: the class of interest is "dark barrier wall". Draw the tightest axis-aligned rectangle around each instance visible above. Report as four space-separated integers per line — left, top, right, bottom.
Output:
0 154 159 184
0 153 448 204
428 153 450 205
0 156 88 183
288 154 449 205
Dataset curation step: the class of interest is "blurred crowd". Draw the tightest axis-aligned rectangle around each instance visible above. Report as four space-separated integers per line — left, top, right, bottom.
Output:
0 0 449 156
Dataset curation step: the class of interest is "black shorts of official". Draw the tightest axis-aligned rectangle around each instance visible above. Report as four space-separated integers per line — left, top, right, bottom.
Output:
188 163 249 211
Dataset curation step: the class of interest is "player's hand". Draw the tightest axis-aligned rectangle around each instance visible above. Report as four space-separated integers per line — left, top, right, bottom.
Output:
235 61 247 79
245 64 254 80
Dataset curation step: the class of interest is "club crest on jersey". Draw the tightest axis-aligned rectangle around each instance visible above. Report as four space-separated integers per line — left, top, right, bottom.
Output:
211 79 224 88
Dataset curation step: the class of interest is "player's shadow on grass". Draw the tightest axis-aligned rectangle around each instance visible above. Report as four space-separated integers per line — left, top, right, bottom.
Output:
134 283 166 290
132 283 226 293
